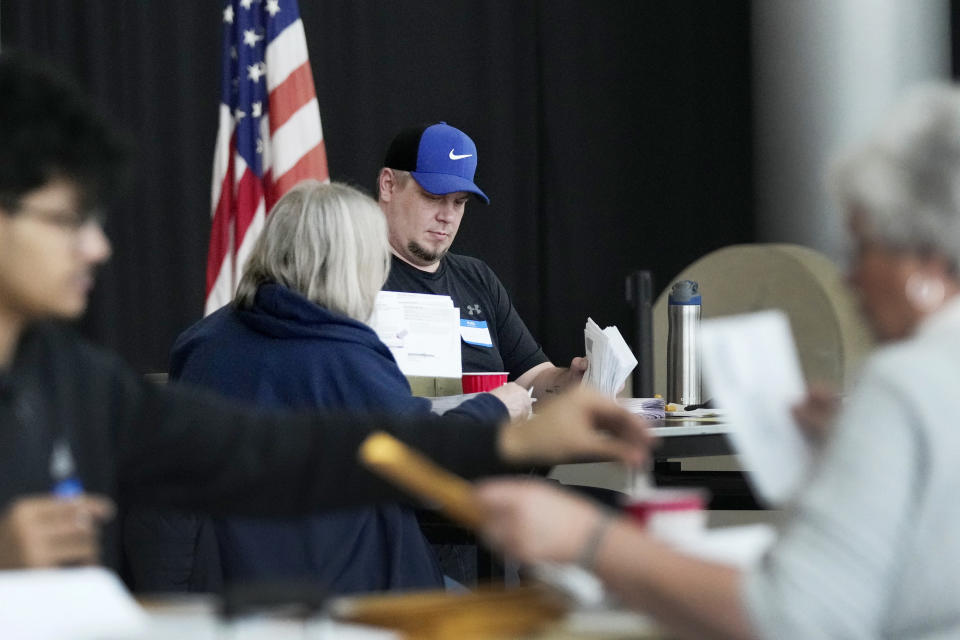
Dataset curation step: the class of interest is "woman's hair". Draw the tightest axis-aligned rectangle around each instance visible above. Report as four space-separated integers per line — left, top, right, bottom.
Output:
832 83 960 269
234 180 391 322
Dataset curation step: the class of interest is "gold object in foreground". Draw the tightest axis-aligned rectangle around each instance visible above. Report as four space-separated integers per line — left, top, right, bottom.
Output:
359 431 484 529
331 584 567 640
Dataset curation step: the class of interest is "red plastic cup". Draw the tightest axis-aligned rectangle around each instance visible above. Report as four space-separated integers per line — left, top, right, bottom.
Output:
461 371 509 394
623 488 707 540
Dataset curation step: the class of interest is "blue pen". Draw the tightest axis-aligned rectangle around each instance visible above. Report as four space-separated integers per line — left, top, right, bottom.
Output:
50 439 83 498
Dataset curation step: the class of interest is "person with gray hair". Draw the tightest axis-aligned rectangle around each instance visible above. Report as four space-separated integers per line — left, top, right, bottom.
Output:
474 84 960 639
124 180 528 594
233 180 391 323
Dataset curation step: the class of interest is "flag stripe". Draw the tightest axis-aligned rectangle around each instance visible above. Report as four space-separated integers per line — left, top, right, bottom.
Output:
210 104 234 216
268 61 317 133
205 251 235 316
207 169 235 293
234 204 266 283
271 98 324 178
265 19 310 92
233 168 265 250
273 144 329 201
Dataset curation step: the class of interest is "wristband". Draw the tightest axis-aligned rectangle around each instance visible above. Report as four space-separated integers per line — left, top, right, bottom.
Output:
576 509 616 571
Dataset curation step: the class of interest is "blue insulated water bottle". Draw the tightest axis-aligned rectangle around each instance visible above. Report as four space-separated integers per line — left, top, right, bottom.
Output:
666 280 701 406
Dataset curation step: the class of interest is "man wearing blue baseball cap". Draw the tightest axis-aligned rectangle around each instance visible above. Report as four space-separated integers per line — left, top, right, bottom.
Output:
377 122 587 400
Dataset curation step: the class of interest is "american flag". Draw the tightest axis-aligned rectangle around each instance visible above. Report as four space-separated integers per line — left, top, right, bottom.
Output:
206 0 329 314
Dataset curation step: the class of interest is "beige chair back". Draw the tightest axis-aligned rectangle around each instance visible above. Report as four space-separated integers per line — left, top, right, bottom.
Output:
652 243 874 395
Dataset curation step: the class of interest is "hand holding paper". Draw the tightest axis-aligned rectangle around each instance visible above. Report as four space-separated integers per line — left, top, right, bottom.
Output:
581 318 637 398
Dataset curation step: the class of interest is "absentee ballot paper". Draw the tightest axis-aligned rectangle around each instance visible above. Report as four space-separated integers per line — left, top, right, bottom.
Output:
700 310 812 506
582 318 638 398
369 291 462 378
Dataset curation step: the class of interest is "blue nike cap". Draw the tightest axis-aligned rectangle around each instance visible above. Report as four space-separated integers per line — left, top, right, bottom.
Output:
383 122 489 204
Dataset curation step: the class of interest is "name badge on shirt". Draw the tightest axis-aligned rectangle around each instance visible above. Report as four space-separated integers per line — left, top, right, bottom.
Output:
460 319 493 348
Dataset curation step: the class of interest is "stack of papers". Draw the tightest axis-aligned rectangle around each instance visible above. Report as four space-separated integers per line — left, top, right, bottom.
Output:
369 292 461 378
582 318 638 397
617 397 666 419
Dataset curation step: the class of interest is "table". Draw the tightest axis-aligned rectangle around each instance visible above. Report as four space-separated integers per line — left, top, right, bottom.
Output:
550 420 734 491
650 419 733 458
138 593 668 640
650 420 761 510
552 420 762 510
138 596 398 640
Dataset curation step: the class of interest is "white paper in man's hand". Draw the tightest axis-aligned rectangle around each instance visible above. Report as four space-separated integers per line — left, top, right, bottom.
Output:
700 310 811 506
582 318 637 397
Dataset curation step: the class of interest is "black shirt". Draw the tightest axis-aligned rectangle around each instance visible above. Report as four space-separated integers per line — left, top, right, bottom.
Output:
0 322 507 570
384 254 548 379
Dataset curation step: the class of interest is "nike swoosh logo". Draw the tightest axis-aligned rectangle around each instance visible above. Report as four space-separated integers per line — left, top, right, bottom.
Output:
449 149 473 160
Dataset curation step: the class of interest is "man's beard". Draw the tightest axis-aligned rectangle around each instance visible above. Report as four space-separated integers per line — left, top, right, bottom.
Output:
407 241 446 265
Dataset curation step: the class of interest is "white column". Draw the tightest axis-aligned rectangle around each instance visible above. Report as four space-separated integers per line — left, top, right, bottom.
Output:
753 0 950 259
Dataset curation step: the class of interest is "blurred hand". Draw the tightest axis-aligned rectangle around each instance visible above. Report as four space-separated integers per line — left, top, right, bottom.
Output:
517 358 589 401
487 382 534 420
0 494 115 569
565 357 589 385
497 387 653 466
792 384 841 446
476 478 604 564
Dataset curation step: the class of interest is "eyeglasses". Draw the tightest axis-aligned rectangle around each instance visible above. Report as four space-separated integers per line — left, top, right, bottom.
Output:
4 201 107 232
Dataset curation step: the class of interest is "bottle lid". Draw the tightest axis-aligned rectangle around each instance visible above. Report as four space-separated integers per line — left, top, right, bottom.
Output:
668 280 701 305
50 440 75 480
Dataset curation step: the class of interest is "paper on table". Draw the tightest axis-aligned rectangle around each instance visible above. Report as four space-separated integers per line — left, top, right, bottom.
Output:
369 291 462 378
617 397 666 419
0 567 147 640
700 310 812 506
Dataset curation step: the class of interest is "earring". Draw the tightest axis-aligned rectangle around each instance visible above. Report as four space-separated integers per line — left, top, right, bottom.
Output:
905 273 946 313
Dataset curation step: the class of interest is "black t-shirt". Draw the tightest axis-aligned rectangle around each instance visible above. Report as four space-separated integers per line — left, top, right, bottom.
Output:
383 254 548 379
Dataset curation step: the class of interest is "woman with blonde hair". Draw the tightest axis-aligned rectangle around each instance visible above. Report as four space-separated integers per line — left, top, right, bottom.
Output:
126 180 526 593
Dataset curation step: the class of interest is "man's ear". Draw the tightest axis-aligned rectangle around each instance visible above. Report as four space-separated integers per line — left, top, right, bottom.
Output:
378 168 395 203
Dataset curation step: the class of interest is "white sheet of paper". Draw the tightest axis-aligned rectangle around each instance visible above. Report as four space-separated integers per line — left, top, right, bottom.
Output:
700 310 812 506
582 318 637 397
0 567 147 640
367 292 407 348
369 292 462 377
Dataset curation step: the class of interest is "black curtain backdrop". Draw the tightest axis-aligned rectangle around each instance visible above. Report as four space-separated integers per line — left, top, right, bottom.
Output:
1 1 753 373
